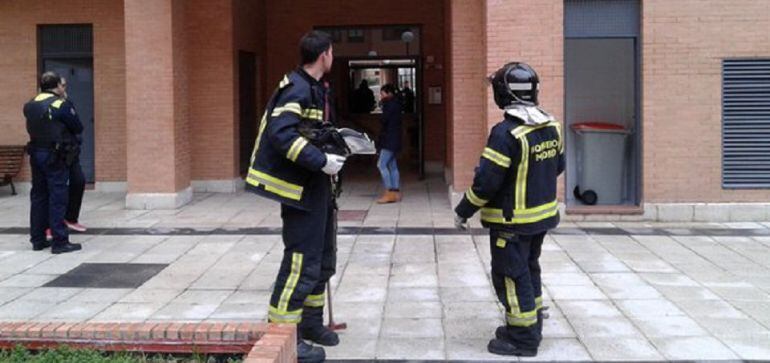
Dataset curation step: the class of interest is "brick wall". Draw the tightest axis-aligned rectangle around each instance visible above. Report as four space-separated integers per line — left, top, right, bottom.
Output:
643 0 770 202
0 0 126 182
262 0 447 162
186 0 237 181
125 0 188 193
446 0 487 190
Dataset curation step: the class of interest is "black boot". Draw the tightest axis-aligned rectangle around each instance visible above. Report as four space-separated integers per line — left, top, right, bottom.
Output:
51 242 82 254
299 306 339 346
488 338 537 357
297 339 325 363
32 240 52 251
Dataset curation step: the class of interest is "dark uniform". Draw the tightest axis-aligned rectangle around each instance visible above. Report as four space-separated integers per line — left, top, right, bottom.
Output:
246 68 335 328
455 111 564 351
23 92 82 249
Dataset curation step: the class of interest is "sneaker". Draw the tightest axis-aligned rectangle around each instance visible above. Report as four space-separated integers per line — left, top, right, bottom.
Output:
51 242 82 254
64 220 87 232
45 228 52 242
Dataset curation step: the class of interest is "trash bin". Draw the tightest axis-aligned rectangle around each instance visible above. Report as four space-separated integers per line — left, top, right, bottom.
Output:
571 122 630 205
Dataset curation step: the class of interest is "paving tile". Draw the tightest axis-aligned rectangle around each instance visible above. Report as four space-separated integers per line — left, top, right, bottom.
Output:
651 336 738 360
542 272 593 286
654 285 721 301
326 337 377 360
380 318 443 338
615 299 685 318
568 317 643 338
0 287 32 305
519 338 592 362
118 288 182 304
208 303 266 321
376 337 445 360
17 287 82 302
631 316 708 337
542 317 576 338
720 333 770 360
557 300 623 318
547 285 608 300
581 337 663 361
443 317 499 339
335 318 381 339
0 274 58 288
90 302 166 322
36 302 112 321
386 287 439 302
672 298 745 318
69 288 133 303
694 317 770 338
0 299 56 320
445 338 516 361
384 301 442 319
440 286 496 302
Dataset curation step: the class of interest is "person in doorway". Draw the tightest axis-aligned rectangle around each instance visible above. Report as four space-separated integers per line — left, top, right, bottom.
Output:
454 62 564 357
23 71 83 254
61 78 87 233
245 30 344 363
44 78 87 242
399 81 415 113
376 83 403 204
350 79 375 113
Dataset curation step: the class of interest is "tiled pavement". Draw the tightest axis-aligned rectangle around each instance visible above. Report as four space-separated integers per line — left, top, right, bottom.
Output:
1 178 770 361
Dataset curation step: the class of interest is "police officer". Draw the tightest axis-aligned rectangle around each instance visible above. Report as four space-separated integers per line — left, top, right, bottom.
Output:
23 71 83 254
246 31 344 363
454 62 564 357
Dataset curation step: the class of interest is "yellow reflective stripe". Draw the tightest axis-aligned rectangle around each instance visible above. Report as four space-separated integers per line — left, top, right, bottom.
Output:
553 122 564 153
465 189 487 207
250 114 268 164
515 135 530 210
34 93 55 101
302 108 323 121
506 309 538 327
482 147 511 168
279 75 291 88
480 200 559 224
272 102 303 117
504 277 520 314
535 296 543 310
268 305 302 323
304 293 326 307
287 137 309 162
496 238 507 248
51 99 64 109
246 168 304 201
277 252 304 312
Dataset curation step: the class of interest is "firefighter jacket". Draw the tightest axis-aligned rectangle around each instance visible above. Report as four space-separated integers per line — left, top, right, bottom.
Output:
455 112 565 235
246 68 329 211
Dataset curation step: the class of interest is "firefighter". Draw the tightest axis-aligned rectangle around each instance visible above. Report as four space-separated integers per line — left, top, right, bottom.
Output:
454 62 564 357
23 71 83 254
245 30 344 363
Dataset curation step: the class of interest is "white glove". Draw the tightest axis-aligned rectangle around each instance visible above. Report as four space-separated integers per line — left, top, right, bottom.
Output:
322 153 346 175
454 214 469 231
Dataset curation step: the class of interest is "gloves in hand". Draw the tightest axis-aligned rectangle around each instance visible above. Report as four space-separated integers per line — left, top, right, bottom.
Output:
322 153 346 175
454 214 469 231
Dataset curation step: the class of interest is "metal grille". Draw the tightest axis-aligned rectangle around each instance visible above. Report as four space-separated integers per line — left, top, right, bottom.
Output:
722 59 770 188
564 0 640 38
39 25 92 57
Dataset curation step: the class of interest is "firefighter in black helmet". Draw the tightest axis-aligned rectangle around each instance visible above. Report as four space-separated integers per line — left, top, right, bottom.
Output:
245 30 344 363
454 62 564 357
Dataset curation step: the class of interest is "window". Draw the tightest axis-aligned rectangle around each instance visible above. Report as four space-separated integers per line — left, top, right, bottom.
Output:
722 59 770 188
347 29 364 43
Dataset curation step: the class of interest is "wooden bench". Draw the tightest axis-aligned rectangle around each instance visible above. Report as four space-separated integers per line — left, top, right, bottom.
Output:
0 145 26 195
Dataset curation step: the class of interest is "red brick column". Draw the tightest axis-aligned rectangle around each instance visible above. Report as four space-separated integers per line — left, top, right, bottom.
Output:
124 0 192 209
447 0 488 191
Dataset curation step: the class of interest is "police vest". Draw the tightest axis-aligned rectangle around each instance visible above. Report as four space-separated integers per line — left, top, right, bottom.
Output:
23 93 68 148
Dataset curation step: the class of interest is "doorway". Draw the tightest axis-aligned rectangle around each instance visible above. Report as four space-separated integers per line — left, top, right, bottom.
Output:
238 51 258 176
38 25 95 183
564 0 641 208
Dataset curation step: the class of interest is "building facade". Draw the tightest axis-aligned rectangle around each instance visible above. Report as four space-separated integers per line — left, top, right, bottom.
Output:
1 0 769 220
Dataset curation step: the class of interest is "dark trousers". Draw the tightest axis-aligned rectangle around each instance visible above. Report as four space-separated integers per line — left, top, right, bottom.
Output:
29 149 69 245
269 175 336 324
490 229 545 350
65 158 85 223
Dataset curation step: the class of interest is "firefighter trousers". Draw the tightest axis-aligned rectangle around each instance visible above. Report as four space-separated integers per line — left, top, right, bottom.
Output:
268 176 336 324
490 229 546 349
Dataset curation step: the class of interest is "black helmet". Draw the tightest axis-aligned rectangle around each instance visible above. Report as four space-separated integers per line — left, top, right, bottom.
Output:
489 62 539 108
